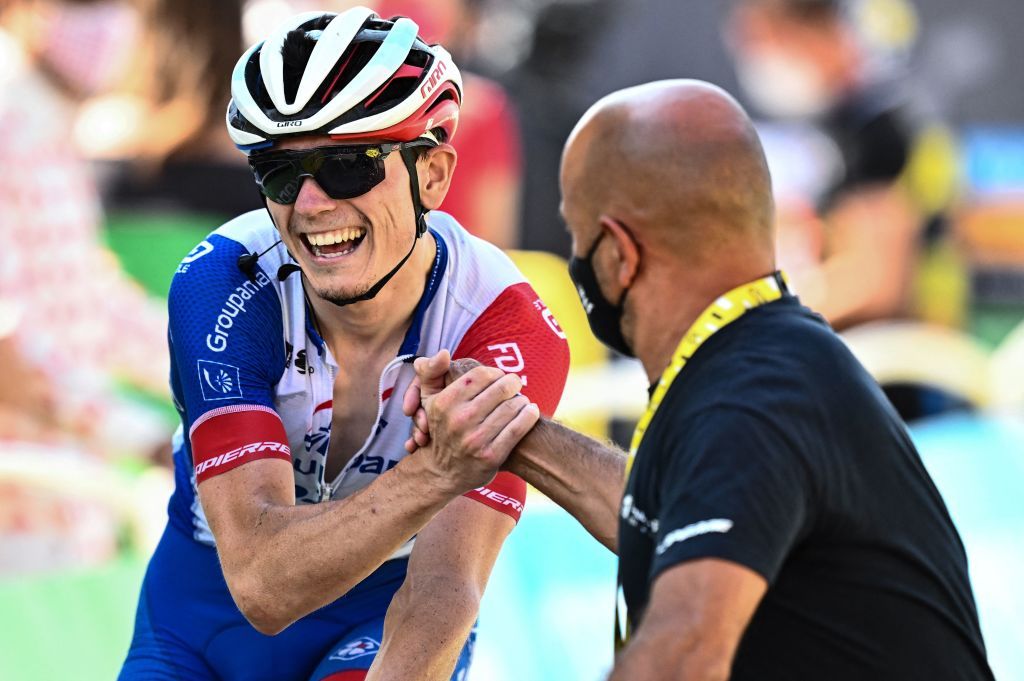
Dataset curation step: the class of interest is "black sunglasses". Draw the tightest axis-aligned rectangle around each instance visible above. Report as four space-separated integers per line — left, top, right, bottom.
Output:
248 140 435 205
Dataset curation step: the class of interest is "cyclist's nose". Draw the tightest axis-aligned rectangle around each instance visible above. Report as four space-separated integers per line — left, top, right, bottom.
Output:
292 175 334 216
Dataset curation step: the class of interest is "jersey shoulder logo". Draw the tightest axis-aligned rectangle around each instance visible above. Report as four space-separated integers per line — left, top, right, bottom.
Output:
177 240 214 274
197 359 243 401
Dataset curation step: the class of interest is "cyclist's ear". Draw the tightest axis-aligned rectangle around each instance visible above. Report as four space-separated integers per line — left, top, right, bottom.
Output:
418 143 457 211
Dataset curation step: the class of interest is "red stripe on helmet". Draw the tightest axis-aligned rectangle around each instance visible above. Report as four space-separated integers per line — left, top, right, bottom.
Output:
329 82 461 143
363 63 426 110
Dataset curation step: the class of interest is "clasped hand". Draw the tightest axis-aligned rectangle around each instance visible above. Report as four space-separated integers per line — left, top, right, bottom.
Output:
401 350 537 494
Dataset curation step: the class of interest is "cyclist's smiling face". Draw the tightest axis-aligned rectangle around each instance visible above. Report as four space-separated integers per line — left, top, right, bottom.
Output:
264 135 421 306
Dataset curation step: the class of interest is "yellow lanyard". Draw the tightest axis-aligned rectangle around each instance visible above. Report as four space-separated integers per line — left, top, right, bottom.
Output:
614 271 788 651
625 271 788 478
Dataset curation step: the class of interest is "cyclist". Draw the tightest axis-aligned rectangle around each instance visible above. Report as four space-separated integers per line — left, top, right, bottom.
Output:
118 8 569 680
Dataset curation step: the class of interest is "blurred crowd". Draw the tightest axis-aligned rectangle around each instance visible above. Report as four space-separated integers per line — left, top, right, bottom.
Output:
1 0 1023 581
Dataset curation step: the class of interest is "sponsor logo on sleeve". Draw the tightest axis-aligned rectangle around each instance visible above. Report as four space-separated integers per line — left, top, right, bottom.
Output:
620 494 659 535
197 360 243 401
193 441 291 477
329 636 380 662
488 342 525 374
472 485 525 514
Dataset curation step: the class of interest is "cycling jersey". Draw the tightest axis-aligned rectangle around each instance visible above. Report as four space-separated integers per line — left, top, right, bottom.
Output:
121 210 570 681
166 209 568 547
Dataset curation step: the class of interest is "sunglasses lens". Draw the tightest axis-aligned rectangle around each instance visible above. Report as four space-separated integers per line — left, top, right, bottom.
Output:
250 148 387 204
253 159 304 204
316 153 385 200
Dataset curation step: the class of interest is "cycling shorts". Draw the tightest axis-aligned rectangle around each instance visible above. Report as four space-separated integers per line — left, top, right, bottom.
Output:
119 523 475 680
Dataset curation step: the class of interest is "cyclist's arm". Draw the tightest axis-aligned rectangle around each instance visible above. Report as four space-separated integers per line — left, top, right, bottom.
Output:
201 455 448 635
367 495 514 681
199 366 532 636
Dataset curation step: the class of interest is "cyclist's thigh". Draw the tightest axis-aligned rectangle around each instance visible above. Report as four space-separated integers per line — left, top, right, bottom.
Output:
121 524 413 681
119 523 343 681
119 622 215 681
207 559 411 681
308 620 477 681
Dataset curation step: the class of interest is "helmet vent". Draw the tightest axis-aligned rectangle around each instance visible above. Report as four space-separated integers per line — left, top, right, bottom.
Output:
316 41 382 106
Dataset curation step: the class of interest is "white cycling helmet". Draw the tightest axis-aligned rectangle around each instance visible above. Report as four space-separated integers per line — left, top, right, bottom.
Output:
227 6 463 152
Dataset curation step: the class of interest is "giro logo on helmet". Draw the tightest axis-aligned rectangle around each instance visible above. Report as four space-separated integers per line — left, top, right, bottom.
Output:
276 121 302 128
419 60 448 99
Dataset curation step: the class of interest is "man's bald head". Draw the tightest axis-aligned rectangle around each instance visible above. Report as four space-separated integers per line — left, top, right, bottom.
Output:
560 79 775 265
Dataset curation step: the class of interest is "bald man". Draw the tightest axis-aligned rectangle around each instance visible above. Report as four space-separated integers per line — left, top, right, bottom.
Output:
404 80 992 680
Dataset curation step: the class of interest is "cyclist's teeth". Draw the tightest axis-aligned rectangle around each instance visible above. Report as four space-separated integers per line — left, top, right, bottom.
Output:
308 228 366 247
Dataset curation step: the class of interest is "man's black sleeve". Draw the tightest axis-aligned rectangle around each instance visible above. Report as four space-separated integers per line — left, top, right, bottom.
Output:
650 406 817 585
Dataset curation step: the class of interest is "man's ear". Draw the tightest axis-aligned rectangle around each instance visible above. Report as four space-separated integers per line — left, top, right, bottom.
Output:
418 143 458 211
599 215 640 289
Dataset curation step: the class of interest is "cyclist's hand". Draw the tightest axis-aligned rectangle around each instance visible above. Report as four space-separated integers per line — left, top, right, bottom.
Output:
417 365 538 494
402 352 482 453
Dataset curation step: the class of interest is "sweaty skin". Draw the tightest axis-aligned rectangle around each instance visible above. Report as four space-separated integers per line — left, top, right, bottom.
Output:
412 80 779 681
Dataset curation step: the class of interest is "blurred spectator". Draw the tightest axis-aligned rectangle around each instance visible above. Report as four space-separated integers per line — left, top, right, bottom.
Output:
374 0 523 248
725 0 963 330
504 0 614 258
78 0 260 220
0 0 171 571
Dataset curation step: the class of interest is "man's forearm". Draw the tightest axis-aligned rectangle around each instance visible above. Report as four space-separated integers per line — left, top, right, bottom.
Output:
505 419 625 551
212 459 455 634
608 634 730 681
367 495 509 681
367 574 479 681
606 560 763 681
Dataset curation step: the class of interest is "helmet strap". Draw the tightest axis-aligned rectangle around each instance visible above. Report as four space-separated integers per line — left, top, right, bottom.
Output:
401 145 430 238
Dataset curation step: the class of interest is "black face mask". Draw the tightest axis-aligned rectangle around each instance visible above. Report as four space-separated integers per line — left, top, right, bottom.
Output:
568 231 634 357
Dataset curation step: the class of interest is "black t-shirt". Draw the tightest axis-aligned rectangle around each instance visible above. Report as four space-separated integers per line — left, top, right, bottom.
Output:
618 296 993 680
818 81 952 244
821 83 914 207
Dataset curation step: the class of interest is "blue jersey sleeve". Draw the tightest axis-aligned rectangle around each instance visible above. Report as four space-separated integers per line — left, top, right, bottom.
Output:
167 234 286 435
